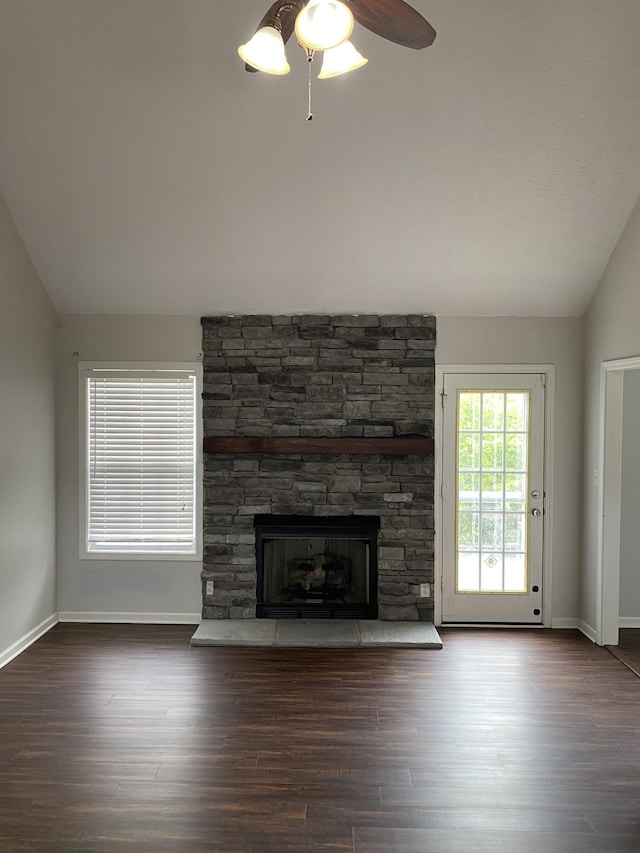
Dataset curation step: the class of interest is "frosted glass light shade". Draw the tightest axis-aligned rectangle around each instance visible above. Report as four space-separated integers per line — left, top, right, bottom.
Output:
295 0 354 51
318 41 368 78
238 26 290 75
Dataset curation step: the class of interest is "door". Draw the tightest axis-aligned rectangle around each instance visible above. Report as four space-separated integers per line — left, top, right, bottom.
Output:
441 373 546 623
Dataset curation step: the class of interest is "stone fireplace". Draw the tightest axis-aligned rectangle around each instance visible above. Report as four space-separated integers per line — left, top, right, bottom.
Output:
201 314 435 621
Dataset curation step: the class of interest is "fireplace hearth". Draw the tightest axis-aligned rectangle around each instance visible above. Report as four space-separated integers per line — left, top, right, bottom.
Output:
255 515 379 619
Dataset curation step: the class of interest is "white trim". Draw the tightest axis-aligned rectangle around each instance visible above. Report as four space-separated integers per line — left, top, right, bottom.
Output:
619 617 640 628
78 554 203 562
437 623 544 629
551 617 579 629
601 356 640 372
599 367 623 646
578 619 598 644
596 356 640 646
0 614 58 670
58 611 201 624
595 366 606 646
434 364 555 628
542 369 555 630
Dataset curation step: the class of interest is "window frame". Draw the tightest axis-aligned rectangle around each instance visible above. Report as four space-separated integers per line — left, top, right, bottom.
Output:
78 361 203 561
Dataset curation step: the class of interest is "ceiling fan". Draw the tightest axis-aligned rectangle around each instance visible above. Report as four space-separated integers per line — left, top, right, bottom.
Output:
239 0 436 80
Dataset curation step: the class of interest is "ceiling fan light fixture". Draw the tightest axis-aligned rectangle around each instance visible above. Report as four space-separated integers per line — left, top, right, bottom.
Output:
238 25 291 75
295 0 354 51
318 40 368 78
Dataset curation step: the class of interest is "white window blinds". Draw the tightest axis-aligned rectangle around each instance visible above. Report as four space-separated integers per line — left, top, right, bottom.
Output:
83 367 198 555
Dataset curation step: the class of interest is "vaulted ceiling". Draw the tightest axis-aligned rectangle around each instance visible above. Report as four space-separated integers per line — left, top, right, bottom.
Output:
1 0 640 317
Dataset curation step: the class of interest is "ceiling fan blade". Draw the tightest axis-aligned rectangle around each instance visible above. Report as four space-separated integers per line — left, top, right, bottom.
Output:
244 1 304 72
348 0 436 49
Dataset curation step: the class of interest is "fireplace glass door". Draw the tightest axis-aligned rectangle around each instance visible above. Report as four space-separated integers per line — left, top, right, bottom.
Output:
255 516 379 619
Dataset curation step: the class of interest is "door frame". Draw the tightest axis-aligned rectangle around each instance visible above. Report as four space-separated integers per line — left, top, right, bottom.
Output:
597 355 640 646
434 364 555 627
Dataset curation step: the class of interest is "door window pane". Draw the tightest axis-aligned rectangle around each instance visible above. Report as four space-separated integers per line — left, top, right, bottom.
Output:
459 393 481 431
459 432 480 470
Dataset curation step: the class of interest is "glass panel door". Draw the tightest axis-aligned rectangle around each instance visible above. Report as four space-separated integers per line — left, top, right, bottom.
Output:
442 374 545 623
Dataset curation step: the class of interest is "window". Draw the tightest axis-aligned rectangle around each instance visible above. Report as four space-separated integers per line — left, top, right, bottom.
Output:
80 363 202 559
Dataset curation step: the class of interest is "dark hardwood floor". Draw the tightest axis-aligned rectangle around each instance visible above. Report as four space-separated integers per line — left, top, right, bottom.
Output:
1 624 640 852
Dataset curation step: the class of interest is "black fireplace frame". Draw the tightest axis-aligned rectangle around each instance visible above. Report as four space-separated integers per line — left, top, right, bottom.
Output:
254 515 380 619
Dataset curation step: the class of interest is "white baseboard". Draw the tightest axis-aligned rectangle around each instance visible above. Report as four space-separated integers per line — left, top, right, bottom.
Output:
439 622 544 628
58 611 200 624
578 619 598 643
551 618 579 629
0 613 58 670
619 617 640 628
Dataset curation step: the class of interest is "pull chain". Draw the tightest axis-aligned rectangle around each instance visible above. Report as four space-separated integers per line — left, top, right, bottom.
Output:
306 49 314 121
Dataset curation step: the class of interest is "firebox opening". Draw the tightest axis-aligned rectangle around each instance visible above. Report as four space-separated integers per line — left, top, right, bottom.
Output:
254 515 379 619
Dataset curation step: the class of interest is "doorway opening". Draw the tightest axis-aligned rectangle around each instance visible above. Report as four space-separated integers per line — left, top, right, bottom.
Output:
598 356 640 646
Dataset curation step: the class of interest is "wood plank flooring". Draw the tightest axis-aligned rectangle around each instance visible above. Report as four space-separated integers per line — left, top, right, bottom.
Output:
1 624 639 852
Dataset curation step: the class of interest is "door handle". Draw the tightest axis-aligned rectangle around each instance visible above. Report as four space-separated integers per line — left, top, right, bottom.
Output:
531 508 541 517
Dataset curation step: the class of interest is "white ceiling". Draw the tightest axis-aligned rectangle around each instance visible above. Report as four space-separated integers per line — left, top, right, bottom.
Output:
1 0 640 317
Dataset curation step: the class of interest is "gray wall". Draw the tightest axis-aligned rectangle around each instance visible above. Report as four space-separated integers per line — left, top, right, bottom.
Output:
0 191 56 662
437 316 584 623
619 366 640 618
583 195 640 636
54 312 585 624
55 314 203 619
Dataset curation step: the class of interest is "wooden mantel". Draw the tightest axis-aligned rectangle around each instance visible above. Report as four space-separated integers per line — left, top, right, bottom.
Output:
203 436 434 456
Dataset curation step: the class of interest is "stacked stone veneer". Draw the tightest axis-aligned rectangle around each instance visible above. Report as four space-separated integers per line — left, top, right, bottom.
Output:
201 314 436 621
